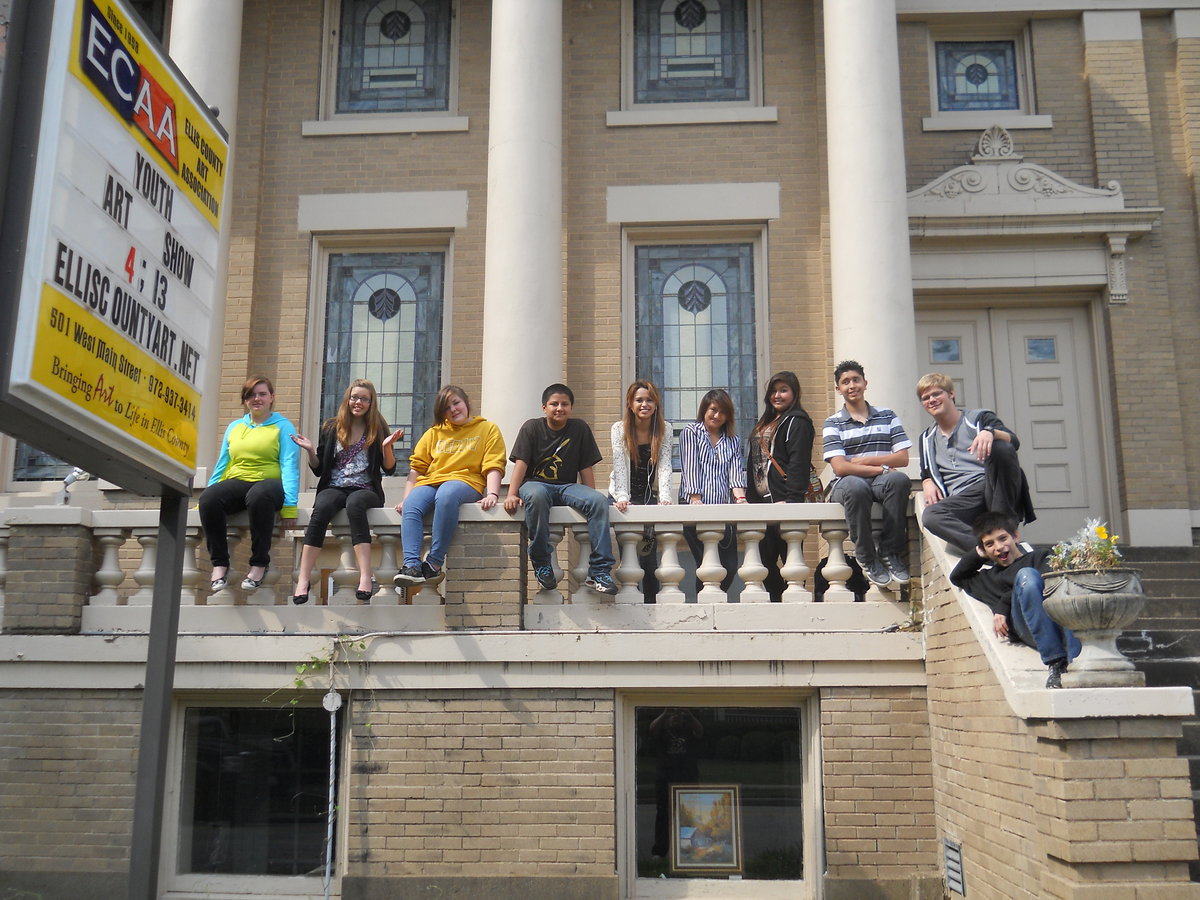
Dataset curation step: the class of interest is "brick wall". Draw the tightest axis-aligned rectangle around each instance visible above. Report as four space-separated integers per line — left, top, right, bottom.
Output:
922 540 1200 898
821 685 941 898
442 518 526 629
2 525 91 633
1148 18 1200 516
342 688 617 899
0 689 139 895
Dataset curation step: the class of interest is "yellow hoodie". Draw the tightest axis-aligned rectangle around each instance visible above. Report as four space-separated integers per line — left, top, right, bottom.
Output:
409 416 507 492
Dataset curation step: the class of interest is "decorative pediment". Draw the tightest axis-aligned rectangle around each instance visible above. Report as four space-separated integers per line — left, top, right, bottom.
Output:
908 126 1124 215
907 127 1162 304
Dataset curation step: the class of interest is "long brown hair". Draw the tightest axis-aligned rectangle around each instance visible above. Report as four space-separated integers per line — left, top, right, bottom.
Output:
433 384 472 425
753 371 804 436
329 378 387 448
622 380 668 463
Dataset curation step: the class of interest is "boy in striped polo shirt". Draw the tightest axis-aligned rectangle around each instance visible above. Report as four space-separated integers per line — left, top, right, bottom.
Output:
822 360 913 588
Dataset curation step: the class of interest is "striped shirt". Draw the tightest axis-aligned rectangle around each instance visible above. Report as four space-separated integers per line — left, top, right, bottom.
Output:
678 421 746 504
822 404 911 463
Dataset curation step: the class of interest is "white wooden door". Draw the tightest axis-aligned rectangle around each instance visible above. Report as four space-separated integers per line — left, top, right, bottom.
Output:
916 306 1107 545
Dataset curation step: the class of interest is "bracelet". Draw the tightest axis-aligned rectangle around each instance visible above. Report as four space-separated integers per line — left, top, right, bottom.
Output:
735 497 747 504
487 492 499 498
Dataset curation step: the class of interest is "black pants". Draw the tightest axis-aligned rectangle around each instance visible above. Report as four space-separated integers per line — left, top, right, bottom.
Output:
304 486 381 547
198 478 283 568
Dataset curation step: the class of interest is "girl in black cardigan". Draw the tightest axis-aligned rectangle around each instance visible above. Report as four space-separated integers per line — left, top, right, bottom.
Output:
290 379 404 603
746 371 815 602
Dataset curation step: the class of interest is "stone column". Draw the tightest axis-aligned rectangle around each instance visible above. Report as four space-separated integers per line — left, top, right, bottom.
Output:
168 0 244 474
480 0 564 446
824 0 919 430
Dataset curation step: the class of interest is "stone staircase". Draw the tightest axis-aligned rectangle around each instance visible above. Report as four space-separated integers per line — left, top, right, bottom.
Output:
1116 545 1200 879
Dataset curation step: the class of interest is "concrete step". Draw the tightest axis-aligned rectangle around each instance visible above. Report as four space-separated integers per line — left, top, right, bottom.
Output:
1122 547 1200 564
1120 632 1200 660
1128 658 1200 691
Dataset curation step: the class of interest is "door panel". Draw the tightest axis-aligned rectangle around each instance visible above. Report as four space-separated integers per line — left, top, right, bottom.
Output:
916 305 1107 546
915 314 993 411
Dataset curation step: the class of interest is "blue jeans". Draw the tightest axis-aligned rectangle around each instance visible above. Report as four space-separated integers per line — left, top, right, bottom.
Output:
519 481 615 578
401 480 482 567
1011 568 1082 665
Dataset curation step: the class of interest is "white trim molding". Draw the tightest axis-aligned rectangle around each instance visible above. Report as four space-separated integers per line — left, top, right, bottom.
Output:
297 191 469 232
607 182 780 224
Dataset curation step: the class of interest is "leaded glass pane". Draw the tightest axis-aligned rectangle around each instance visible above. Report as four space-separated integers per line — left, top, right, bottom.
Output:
634 243 757 453
633 0 750 104
935 40 1019 111
12 442 73 481
323 251 445 467
633 706 803 880
337 0 452 113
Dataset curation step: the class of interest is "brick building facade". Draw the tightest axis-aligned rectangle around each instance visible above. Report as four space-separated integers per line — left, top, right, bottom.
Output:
2 1 1200 898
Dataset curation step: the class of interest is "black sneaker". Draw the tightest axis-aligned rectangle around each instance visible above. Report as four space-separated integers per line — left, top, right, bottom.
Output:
1046 659 1067 689
393 565 427 588
882 553 910 585
420 560 446 586
533 564 558 590
585 573 618 595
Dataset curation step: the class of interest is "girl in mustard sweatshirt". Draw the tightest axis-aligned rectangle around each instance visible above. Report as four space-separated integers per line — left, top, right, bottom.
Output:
393 386 507 587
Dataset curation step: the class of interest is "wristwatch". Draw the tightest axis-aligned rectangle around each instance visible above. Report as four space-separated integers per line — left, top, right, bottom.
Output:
881 464 892 474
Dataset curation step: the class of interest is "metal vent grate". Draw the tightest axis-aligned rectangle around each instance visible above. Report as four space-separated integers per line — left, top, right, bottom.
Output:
944 837 965 895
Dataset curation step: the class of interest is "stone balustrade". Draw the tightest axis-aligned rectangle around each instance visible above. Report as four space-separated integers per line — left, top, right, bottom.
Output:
0 501 914 635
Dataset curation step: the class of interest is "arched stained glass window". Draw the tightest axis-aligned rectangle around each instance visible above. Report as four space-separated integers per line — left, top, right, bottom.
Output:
633 0 750 104
337 0 452 113
322 251 445 465
634 243 757 446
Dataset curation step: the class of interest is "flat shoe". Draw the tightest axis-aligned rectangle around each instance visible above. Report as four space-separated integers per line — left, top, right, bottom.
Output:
291 591 309 605
241 576 264 592
355 589 373 601
210 577 228 592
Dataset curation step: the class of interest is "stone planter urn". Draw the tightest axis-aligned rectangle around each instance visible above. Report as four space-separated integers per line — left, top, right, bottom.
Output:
1042 568 1146 688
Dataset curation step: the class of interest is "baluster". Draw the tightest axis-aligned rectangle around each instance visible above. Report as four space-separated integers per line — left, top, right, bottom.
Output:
737 524 770 603
180 526 202 606
819 522 854 602
375 527 401 604
779 523 813 603
655 526 686 604
532 526 565 605
571 522 593 602
90 527 127 607
128 528 158 606
695 526 728 603
614 522 645 605
327 522 358 606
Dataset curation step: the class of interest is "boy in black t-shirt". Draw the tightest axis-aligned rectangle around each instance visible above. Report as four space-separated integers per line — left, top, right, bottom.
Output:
504 383 617 594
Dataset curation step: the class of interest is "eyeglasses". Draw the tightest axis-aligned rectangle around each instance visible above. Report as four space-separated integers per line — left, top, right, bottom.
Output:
348 396 371 405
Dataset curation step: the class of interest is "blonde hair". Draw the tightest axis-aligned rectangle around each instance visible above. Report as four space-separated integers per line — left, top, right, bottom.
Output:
329 379 387 448
916 373 955 399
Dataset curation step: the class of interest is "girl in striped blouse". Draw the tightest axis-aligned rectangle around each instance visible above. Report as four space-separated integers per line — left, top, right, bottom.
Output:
678 389 746 593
